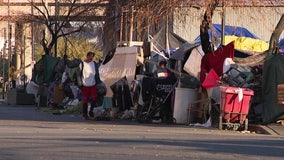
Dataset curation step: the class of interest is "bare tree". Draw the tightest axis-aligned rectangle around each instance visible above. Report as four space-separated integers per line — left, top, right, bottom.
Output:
267 14 284 56
124 0 177 38
124 0 283 54
24 0 108 57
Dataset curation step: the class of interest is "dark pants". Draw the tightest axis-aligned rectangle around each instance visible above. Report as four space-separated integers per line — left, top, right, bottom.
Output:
82 101 97 118
160 98 172 122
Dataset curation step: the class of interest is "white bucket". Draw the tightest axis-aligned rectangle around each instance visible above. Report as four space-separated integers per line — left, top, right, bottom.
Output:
173 87 199 124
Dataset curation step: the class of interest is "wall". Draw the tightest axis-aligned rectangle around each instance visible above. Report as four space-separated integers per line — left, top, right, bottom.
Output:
173 7 284 42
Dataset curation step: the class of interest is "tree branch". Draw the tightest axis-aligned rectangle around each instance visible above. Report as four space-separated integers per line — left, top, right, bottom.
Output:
267 14 284 57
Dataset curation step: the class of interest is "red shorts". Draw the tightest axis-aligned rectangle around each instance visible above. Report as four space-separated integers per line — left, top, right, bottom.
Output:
81 85 97 103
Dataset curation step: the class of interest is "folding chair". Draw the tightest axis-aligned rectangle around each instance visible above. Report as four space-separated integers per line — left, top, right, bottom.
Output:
186 98 210 125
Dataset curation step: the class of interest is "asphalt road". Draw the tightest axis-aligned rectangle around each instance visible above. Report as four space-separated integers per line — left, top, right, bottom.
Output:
0 102 284 160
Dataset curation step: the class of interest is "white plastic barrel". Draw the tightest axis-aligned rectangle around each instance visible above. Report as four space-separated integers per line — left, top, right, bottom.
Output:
173 87 199 124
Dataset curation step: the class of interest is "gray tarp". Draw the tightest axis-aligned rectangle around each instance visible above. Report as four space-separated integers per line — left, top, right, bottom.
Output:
171 41 200 60
99 47 137 97
151 26 187 54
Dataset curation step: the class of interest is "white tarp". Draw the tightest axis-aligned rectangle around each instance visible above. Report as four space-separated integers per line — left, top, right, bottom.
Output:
183 45 204 80
99 47 137 97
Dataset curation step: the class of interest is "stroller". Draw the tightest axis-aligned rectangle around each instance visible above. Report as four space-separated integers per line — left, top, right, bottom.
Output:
136 76 178 123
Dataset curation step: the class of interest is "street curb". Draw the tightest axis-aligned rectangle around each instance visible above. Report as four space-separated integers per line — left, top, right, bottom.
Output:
249 124 279 135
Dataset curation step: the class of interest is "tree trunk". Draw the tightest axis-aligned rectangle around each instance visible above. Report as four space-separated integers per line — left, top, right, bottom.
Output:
267 14 284 57
200 0 219 54
103 0 118 58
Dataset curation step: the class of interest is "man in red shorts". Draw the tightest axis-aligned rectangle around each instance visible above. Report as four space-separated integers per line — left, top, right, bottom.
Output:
79 52 101 120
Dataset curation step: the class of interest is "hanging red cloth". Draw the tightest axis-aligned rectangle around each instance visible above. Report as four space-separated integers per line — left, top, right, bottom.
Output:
200 41 234 83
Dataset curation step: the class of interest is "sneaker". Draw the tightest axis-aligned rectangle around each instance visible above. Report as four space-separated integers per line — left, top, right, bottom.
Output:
152 118 162 123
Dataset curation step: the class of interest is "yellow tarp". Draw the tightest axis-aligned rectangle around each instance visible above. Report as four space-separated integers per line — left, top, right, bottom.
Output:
218 35 269 52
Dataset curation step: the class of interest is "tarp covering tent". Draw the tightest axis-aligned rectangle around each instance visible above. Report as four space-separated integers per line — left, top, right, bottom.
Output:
195 24 260 41
262 54 284 124
183 45 204 79
219 35 269 53
175 24 265 69
151 26 187 56
171 41 200 60
146 26 187 73
221 36 269 66
99 47 137 98
279 38 284 52
32 54 60 84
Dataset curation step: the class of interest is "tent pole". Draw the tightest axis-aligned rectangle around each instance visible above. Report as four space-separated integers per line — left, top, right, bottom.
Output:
165 14 170 56
221 2 226 45
129 5 134 43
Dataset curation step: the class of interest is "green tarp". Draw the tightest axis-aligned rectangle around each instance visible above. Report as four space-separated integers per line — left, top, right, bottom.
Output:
33 55 59 84
263 54 284 124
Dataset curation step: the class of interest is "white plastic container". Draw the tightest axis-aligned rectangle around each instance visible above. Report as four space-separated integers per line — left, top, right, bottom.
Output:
173 87 199 124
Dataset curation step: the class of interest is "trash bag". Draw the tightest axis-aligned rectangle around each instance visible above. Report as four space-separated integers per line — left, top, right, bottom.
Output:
96 82 107 106
64 83 74 98
96 82 107 96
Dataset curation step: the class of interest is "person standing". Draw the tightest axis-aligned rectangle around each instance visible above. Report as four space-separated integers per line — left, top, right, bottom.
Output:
79 52 101 120
153 60 176 123
154 60 175 79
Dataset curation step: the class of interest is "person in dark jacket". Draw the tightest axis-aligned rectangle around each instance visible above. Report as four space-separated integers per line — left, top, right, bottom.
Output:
153 60 176 123
154 60 175 79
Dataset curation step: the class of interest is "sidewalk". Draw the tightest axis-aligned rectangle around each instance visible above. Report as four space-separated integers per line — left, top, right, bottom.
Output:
265 123 284 135
1 99 283 136
249 123 284 136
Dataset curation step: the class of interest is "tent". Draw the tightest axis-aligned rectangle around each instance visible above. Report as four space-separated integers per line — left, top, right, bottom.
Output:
279 38 284 52
171 41 200 60
262 54 284 124
195 24 260 41
32 54 60 84
145 26 187 73
219 35 269 53
99 47 138 109
99 47 137 98
150 26 187 57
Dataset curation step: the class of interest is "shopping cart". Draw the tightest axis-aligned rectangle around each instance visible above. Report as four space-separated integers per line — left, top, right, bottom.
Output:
219 86 254 131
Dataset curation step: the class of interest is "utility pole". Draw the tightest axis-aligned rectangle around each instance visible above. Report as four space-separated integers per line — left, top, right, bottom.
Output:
54 0 59 57
7 0 11 70
221 1 226 45
119 8 124 42
2 28 6 99
23 35 26 88
129 5 134 43
31 0 35 60
8 25 12 74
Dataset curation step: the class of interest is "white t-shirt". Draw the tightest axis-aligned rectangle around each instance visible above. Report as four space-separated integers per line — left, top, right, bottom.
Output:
81 61 97 87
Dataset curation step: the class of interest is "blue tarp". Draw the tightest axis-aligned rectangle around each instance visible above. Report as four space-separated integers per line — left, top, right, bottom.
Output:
195 24 260 41
279 38 284 52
